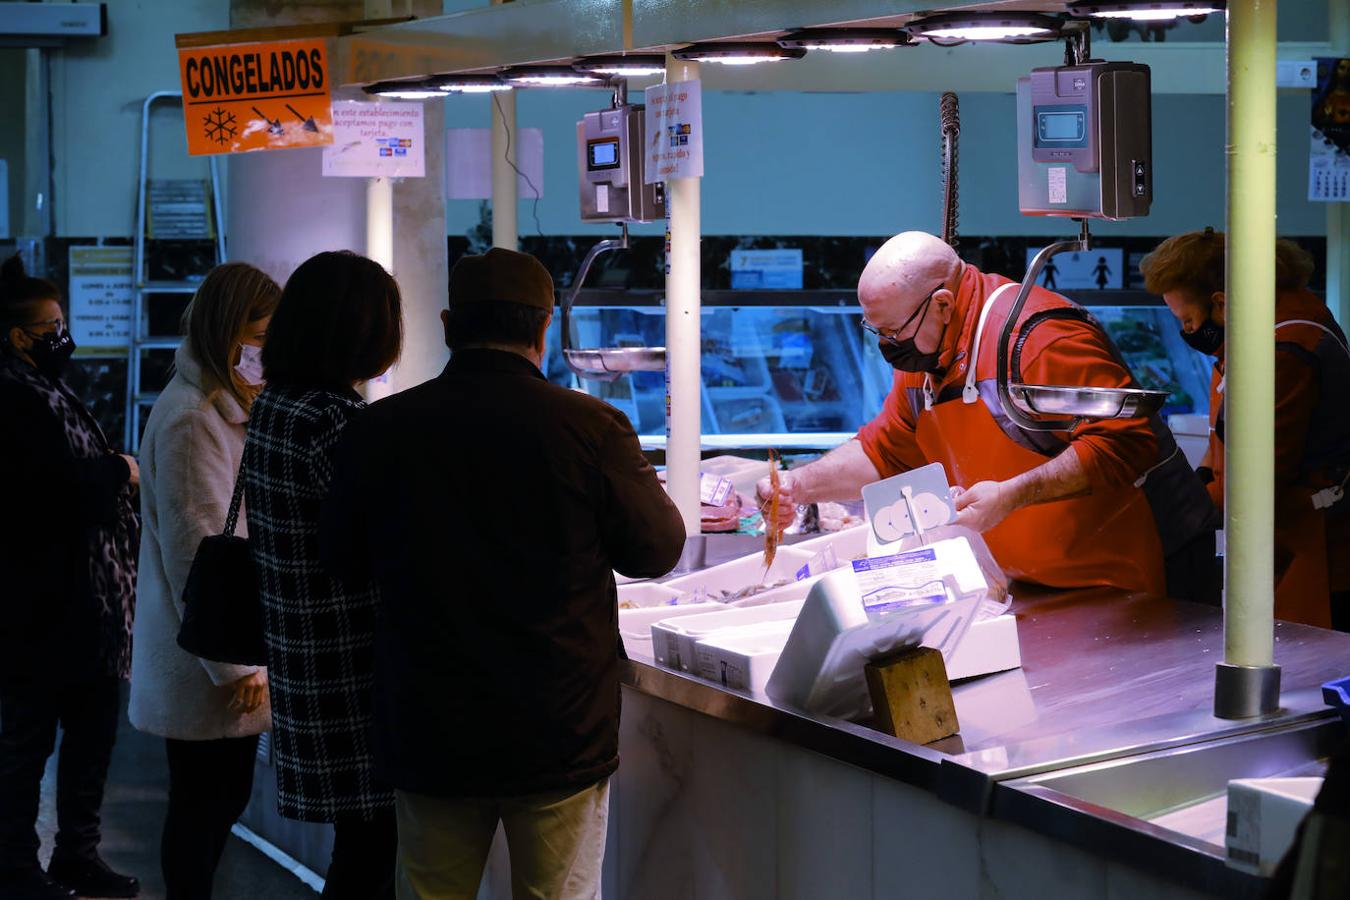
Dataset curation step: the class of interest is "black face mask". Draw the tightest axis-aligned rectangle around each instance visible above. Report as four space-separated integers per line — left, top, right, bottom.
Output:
879 335 944 373
878 293 946 374
25 328 76 377
1181 319 1224 356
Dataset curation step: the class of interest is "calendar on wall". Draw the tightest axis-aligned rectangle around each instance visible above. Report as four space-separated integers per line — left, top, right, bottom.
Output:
1309 58 1350 203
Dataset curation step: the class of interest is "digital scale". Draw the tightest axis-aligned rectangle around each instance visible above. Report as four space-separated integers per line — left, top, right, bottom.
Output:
1017 60 1152 220
996 38 1167 430
563 97 667 380
576 104 664 223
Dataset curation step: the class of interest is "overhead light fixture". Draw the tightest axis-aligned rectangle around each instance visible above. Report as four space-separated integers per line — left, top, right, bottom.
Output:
362 79 447 100
672 42 807 66
431 74 512 94
502 65 606 87
1066 2 1224 21
778 28 911 53
905 12 1063 43
573 55 667 77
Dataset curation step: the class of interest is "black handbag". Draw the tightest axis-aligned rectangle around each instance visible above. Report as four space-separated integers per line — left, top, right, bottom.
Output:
177 466 267 666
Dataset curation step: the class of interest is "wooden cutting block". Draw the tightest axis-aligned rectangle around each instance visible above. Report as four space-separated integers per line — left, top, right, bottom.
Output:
864 646 959 744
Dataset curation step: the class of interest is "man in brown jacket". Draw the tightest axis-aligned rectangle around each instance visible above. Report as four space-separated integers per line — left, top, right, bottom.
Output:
321 247 685 899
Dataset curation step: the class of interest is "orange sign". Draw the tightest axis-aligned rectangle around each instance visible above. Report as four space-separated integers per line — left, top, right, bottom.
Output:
178 38 334 156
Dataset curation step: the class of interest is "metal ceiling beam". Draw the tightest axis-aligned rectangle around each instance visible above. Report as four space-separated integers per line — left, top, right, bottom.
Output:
176 2 1328 97
649 41 1330 95
325 1 1327 95
331 0 1036 86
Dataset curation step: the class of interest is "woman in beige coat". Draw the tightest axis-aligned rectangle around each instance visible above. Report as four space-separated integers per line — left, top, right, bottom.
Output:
129 263 279 900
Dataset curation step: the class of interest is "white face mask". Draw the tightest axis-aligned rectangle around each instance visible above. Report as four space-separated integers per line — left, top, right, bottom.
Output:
235 343 265 385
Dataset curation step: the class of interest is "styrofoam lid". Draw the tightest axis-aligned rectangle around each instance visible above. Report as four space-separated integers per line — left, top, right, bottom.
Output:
652 599 805 637
698 621 794 655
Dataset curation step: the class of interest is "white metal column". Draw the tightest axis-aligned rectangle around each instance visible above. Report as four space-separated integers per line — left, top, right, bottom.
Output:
664 53 702 536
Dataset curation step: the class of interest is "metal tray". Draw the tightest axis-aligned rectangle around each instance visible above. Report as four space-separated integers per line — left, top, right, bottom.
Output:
1009 384 1168 419
563 346 666 377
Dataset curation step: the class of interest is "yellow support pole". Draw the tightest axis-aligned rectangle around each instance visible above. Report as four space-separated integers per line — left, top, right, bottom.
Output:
1215 0 1281 719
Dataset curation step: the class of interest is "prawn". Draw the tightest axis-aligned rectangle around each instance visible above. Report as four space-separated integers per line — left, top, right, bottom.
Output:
764 449 782 574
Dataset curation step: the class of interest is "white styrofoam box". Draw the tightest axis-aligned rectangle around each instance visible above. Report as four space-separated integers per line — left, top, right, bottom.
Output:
618 582 683 608
766 540 989 720
693 621 793 693
618 583 722 657
651 599 805 672
663 545 815 604
700 454 774 498
791 524 870 567
946 613 1021 681
1226 777 1322 875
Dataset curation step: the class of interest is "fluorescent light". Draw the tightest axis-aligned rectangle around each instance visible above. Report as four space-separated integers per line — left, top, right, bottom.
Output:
1067 2 1224 21
928 25 1049 39
432 74 512 94
502 66 606 87
778 29 911 53
672 42 807 65
905 13 1063 43
362 79 447 100
574 55 667 77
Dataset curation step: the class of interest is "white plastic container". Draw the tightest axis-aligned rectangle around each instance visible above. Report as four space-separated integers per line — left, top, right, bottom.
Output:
663 545 814 605
791 524 870 566
617 583 722 658
651 599 805 672
765 537 992 720
693 621 793 693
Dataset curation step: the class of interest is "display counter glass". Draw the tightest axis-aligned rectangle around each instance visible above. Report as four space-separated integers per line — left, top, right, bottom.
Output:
547 290 1214 445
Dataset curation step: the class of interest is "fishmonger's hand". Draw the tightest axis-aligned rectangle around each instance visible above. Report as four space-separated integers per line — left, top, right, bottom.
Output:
755 469 802 533
950 480 1019 533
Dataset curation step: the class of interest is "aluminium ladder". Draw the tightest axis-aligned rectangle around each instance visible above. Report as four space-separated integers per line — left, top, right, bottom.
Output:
124 91 227 452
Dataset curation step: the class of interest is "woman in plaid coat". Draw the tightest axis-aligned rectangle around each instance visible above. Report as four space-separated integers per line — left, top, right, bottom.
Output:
242 252 403 898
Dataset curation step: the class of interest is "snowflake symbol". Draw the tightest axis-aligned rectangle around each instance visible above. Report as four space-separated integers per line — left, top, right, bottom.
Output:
203 106 237 145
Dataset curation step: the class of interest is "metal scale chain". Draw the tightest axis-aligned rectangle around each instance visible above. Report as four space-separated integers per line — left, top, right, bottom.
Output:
939 92 960 249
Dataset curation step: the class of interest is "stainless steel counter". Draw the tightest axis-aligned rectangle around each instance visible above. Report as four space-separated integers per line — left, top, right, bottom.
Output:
620 543 1350 896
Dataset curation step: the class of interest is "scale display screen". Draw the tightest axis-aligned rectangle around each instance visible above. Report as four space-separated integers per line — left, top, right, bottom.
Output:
1034 105 1088 148
587 138 621 170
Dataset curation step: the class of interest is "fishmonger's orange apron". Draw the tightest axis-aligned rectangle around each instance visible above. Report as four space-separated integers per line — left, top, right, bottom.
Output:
1210 317 1339 627
914 284 1167 594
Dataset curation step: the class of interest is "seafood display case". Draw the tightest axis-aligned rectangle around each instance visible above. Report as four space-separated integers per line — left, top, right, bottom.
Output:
545 291 1214 443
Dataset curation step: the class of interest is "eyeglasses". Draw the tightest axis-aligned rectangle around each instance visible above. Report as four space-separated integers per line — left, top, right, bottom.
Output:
25 317 66 333
859 319 903 347
859 282 945 347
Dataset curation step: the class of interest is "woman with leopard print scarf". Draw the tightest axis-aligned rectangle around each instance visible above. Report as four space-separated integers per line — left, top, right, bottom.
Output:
0 254 141 900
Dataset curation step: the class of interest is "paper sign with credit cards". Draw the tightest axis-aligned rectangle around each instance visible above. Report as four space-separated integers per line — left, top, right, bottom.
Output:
861 462 954 547
178 38 333 156
322 100 424 178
